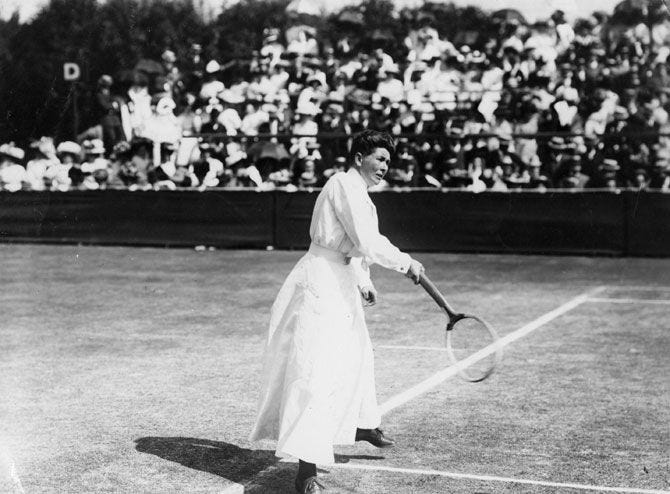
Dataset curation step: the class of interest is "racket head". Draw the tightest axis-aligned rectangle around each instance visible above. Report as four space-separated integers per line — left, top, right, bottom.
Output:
445 313 502 382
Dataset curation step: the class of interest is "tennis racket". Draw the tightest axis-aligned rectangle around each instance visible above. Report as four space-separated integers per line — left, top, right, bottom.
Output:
419 274 502 382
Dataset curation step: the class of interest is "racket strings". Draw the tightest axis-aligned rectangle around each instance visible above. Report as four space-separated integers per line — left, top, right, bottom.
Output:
445 316 501 382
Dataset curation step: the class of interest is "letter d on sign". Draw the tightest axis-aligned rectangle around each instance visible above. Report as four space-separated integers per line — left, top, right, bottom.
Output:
63 62 81 81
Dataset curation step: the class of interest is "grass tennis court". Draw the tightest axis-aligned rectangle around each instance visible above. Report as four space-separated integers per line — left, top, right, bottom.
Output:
1 245 669 493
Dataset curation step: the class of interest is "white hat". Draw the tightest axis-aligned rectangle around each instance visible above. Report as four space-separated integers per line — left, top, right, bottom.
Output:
57 141 82 156
219 90 245 104
205 60 221 74
411 101 434 114
156 96 176 115
83 138 105 155
296 101 321 116
225 150 247 166
306 72 327 87
261 103 278 113
0 143 25 162
162 50 176 63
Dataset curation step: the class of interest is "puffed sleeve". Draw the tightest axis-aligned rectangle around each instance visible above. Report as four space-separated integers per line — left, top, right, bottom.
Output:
331 176 411 273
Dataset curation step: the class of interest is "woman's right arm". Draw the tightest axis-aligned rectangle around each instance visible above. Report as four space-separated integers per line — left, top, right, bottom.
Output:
331 176 423 281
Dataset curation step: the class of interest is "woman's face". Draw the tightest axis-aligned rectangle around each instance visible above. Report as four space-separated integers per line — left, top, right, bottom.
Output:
355 147 390 187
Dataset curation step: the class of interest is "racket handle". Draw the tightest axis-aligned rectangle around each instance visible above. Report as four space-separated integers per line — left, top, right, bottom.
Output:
419 274 457 317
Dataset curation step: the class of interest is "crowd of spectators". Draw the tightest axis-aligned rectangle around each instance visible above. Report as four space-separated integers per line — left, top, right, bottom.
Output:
2 6 670 192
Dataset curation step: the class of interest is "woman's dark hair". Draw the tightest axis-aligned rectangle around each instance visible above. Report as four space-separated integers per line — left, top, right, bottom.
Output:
350 130 395 158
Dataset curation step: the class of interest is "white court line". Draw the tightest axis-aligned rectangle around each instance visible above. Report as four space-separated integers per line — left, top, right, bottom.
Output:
587 298 670 305
330 462 670 494
379 286 606 415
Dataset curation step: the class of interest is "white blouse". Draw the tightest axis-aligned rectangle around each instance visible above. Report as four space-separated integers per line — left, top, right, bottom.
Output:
310 167 411 286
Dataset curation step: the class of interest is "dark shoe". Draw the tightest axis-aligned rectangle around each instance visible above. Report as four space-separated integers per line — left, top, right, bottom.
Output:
295 475 325 493
355 427 395 448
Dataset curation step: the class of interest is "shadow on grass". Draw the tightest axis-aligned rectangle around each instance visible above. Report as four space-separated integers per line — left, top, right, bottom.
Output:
135 437 384 492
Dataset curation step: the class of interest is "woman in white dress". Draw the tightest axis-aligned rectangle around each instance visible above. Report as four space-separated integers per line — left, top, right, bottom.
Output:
250 130 424 493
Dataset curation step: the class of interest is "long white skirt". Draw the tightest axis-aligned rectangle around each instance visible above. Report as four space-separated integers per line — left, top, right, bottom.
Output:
249 246 381 465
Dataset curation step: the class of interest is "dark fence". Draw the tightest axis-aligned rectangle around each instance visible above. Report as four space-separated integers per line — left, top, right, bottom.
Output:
0 190 667 256
0 190 274 248
624 192 670 257
275 190 628 255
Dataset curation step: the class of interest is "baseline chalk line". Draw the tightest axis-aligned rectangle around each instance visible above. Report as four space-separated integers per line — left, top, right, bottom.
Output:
379 286 606 415
331 462 670 494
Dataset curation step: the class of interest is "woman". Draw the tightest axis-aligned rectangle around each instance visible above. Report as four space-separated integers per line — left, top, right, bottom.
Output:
250 130 424 493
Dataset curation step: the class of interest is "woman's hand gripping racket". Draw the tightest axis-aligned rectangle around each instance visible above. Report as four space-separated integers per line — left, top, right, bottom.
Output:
419 274 502 382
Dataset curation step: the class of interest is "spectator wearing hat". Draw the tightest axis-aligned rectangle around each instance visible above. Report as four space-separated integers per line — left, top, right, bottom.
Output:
552 11 575 53
266 62 290 97
95 74 125 151
295 158 319 189
260 28 285 68
200 99 225 134
322 156 347 183
650 157 670 191
161 49 184 100
297 73 327 109
150 142 180 190
176 93 203 136
145 96 181 144
171 161 199 188
591 158 621 190
386 153 417 188
223 156 246 187
0 143 27 192
199 61 226 101
119 138 152 191
66 152 87 190
126 72 152 140
523 155 550 191
465 156 488 192
628 167 651 190
26 137 58 191
266 162 292 189
81 139 110 190
44 141 80 191
240 101 270 136
180 43 205 94
376 65 404 103
558 155 590 189
291 102 320 155
106 141 131 188
193 142 225 189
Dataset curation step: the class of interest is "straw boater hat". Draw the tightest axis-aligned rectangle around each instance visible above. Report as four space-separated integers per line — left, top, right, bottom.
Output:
56 141 82 157
0 143 25 163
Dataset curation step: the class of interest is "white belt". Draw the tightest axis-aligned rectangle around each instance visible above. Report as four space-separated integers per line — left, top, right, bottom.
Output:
308 243 351 264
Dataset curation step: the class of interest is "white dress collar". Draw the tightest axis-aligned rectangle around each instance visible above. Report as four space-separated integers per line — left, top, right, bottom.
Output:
346 167 369 192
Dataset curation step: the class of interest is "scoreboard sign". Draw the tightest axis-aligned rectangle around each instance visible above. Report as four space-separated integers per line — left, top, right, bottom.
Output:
63 62 81 81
